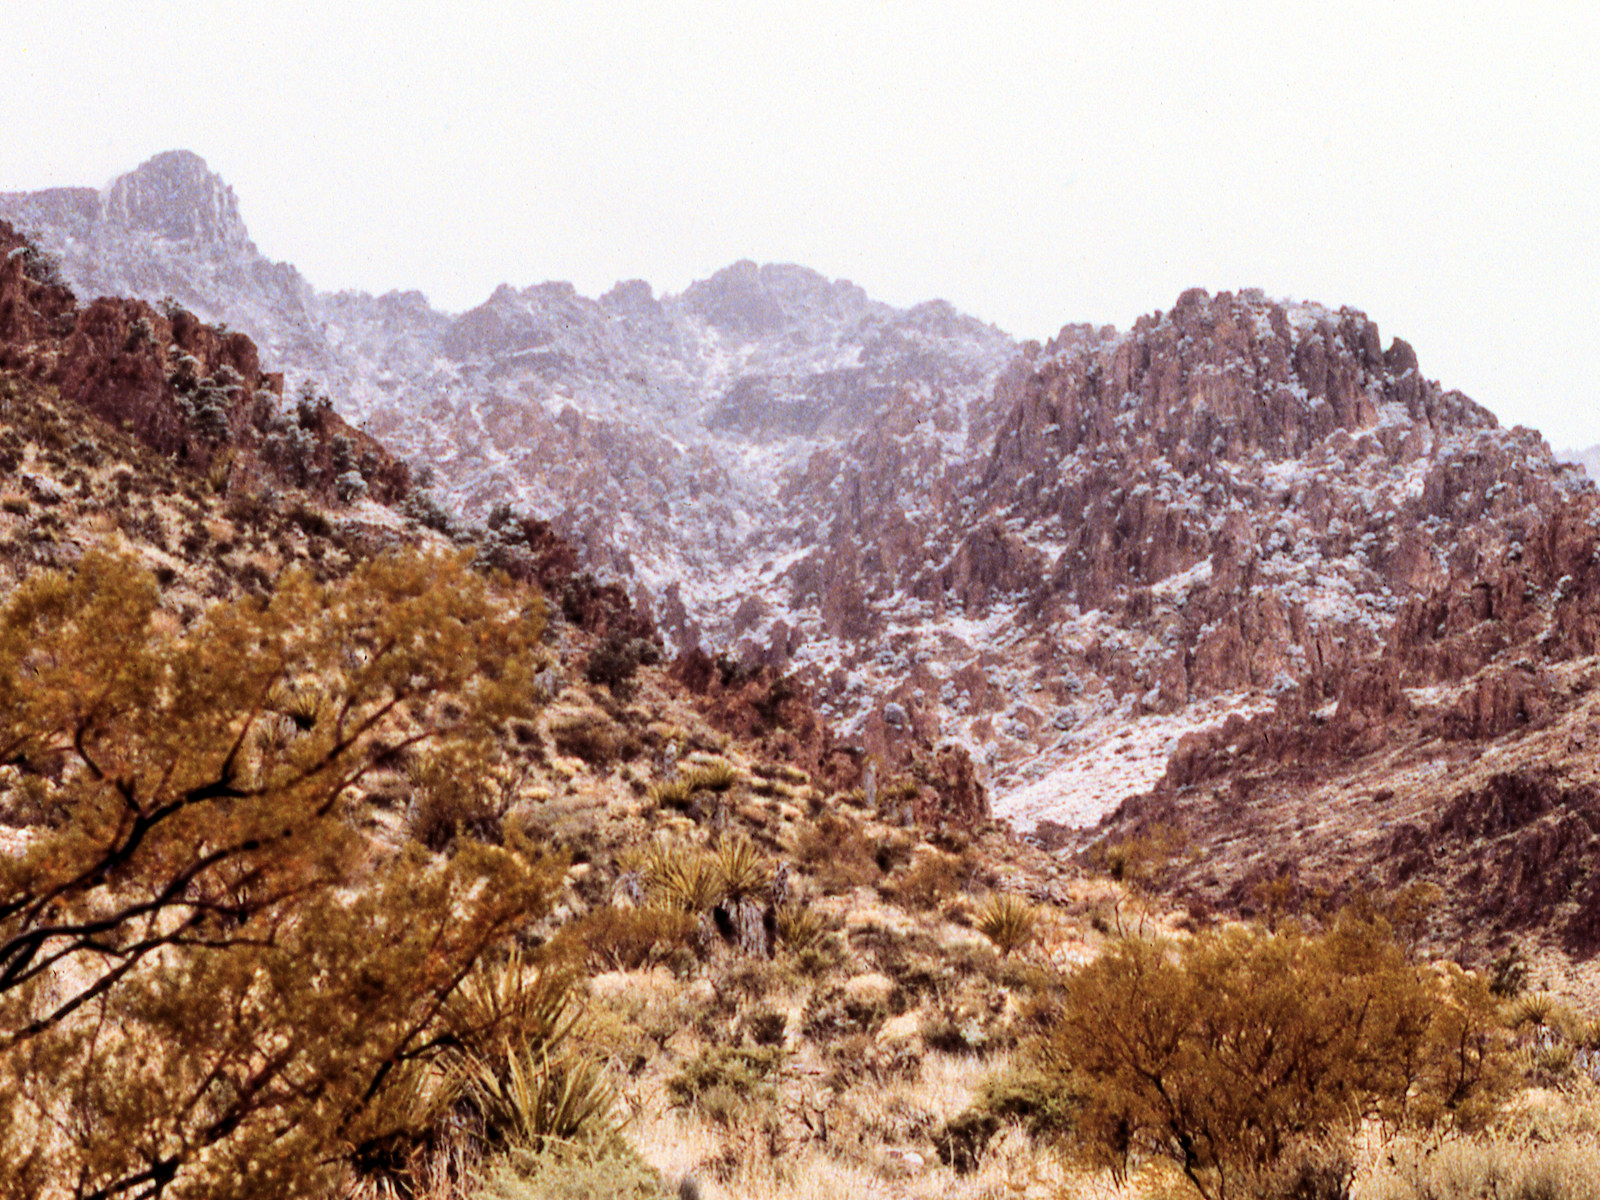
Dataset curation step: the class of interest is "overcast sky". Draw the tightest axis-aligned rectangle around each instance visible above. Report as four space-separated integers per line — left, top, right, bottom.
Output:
4 2 1598 447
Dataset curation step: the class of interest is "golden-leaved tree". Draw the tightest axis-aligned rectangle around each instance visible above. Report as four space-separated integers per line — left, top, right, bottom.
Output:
0 548 558 1200
1046 913 1512 1200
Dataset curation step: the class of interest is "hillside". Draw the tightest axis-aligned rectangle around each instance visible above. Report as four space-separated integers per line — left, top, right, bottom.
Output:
7 206 1600 1200
0 216 1107 1200
6 152 1590 849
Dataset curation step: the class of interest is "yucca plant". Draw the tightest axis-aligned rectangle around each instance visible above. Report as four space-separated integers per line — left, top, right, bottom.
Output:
443 946 572 1062
640 841 723 913
685 758 741 793
976 893 1039 958
1506 991 1560 1032
465 1047 616 1152
646 776 694 811
270 676 327 731
713 836 770 902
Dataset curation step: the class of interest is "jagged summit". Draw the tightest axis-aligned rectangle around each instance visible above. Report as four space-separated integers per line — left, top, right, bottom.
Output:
101 149 251 250
1 154 1588 842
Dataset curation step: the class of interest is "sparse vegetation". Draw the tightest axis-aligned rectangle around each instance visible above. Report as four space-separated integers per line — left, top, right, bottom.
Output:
7 246 1600 1200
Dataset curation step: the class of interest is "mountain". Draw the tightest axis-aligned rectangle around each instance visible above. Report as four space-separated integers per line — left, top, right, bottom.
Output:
0 217 1066 1196
13 153 1600 1198
3 151 1589 849
1558 443 1600 480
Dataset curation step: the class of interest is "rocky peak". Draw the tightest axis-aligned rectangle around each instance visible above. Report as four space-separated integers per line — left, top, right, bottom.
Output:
681 260 877 337
101 151 252 252
7 154 1590 852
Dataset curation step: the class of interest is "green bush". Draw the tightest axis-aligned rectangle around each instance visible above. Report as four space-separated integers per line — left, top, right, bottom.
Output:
479 1139 667 1200
936 1056 1076 1172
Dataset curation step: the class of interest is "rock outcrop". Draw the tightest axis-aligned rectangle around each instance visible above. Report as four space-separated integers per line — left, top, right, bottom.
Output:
5 155 1589 841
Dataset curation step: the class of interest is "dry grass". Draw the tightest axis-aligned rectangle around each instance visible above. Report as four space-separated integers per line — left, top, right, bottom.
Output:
1359 1135 1600 1200
624 1106 1101 1200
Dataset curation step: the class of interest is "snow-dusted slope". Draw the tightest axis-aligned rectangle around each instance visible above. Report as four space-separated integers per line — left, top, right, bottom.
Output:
5 154 1586 833
1558 444 1600 480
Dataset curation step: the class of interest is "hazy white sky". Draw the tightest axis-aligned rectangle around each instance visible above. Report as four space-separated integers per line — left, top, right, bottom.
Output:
4 2 1598 446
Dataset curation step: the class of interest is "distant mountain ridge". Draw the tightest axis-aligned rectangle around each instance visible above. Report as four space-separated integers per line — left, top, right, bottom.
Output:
3 150 1588 838
1558 443 1600 480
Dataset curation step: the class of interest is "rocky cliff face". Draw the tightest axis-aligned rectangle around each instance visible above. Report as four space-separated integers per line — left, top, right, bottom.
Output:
1084 408 1600 964
4 153 1587 839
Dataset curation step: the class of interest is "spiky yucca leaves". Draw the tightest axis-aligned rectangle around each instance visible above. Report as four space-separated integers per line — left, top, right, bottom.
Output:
0 548 557 1200
636 841 723 913
444 947 574 1063
446 949 616 1154
465 1046 617 1153
647 776 695 811
977 893 1039 958
712 836 770 902
774 904 827 951
685 758 740 793
647 759 742 813
1506 991 1560 1032
629 836 773 914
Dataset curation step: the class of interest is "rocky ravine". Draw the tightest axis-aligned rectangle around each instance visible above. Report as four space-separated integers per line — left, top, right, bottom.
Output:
4 151 1588 834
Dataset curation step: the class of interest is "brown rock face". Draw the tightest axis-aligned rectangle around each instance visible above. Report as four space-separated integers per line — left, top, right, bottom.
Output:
950 288 1546 708
0 221 77 361
1091 433 1600 961
0 221 427 508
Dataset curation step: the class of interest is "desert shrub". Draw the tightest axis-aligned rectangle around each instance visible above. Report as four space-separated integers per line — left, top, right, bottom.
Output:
549 709 623 765
937 1061 1080 1173
0 548 556 1200
402 488 454 534
406 746 510 850
1041 914 1514 1200
648 775 695 811
571 905 697 972
976 893 1040 957
1 497 28 517
335 468 369 504
288 502 333 539
1258 1140 1354 1200
480 1140 667 1200
775 903 828 952
920 1002 995 1056
881 847 971 910
665 1045 784 1123
685 757 741 793
795 811 879 894
1370 1136 1600 1200
1090 824 1185 889
224 488 273 527
743 1008 788 1046
584 632 659 693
